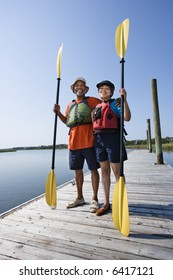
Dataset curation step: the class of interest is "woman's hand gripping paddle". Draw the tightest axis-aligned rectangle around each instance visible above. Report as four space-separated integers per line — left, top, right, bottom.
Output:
45 44 63 208
112 19 130 236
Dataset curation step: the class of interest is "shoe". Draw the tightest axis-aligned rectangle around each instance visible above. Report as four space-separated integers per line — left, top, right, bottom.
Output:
90 200 99 213
96 204 111 216
66 198 85 208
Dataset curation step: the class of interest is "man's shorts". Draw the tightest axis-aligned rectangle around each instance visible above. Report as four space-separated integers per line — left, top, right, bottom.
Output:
94 132 127 163
69 147 100 170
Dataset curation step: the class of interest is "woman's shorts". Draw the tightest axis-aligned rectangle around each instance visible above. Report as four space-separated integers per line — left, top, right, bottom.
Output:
94 132 127 163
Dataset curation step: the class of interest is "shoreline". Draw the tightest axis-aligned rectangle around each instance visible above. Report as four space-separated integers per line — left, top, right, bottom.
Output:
125 143 173 151
1 145 173 153
0 144 68 153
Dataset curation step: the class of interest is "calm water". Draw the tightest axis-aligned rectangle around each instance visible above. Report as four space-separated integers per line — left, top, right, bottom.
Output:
162 151 173 167
0 149 172 215
0 149 88 215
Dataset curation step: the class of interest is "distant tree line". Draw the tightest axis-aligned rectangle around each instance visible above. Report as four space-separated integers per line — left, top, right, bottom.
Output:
0 144 68 153
125 137 173 146
1 138 173 153
125 137 173 151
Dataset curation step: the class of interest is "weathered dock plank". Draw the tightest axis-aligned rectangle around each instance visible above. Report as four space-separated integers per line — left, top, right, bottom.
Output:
0 150 173 260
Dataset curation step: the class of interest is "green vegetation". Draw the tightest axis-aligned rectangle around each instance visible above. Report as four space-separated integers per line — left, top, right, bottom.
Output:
1 138 173 153
0 144 68 153
0 148 17 153
125 137 173 151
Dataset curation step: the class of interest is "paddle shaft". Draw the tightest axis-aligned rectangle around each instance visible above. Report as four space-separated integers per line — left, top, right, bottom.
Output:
51 77 60 170
120 58 125 177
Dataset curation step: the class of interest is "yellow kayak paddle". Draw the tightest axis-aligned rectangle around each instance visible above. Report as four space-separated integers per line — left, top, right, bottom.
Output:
45 44 63 208
112 18 130 236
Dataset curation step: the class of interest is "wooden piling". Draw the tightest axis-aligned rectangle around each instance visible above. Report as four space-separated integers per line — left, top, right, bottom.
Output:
147 119 152 153
151 79 164 164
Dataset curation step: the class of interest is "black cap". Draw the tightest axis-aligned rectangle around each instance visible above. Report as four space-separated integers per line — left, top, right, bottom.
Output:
96 80 115 93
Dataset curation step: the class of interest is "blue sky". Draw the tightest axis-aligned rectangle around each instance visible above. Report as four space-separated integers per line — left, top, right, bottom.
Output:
0 0 173 148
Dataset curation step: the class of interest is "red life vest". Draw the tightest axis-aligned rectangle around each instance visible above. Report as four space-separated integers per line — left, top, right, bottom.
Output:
92 101 119 130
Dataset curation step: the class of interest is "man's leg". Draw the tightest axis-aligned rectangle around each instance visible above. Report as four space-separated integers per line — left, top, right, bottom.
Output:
75 169 84 200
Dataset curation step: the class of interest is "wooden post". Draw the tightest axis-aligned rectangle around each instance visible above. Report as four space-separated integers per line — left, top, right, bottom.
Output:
146 130 149 150
147 119 152 153
151 79 164 164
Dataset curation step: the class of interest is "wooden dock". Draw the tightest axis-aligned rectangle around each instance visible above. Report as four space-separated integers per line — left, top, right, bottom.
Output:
0 150 173 260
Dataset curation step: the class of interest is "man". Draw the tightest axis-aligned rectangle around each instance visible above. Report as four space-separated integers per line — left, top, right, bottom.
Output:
53 78 100 213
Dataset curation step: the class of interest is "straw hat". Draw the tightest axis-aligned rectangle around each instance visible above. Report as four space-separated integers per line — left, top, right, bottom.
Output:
70 77 89 94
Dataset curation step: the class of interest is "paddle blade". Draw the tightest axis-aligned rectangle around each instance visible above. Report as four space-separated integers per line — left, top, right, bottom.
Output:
115 18 130 58
56 44 63 78
112 176 130 236
45 170 57 208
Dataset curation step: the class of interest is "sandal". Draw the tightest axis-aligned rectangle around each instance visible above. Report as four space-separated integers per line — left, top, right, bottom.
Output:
66 198 85 208
90 200 99 213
